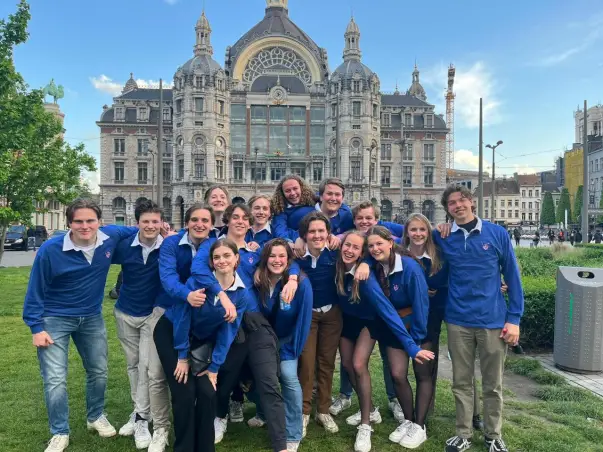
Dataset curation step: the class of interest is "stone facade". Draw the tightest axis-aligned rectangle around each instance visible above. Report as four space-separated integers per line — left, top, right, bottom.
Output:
97 1 448 227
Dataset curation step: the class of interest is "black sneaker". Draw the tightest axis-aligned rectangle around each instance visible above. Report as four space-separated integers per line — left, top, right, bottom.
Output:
445 435 472 451
512 344 525 355
487 438 508 452
472 415 484 431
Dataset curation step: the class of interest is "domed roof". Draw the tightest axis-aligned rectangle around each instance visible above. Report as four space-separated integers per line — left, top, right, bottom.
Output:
123 73 138 94
196 11 210 29
346 17 360 34
332 60 373 80
178 54 222 76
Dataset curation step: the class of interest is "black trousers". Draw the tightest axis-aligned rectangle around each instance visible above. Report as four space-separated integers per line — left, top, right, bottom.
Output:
154 315 216 452
216 312 286 452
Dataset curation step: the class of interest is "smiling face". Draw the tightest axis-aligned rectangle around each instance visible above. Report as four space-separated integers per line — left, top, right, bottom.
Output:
228 206 251 237
320 184 344 215
211 245 239 275
282 179 302 205
69 208 100 244
137 212 162 241
446 191 475 224
187 208 213 241
305 219 328 253
341 233 365 265
251 198 271 228
407 219 429 248
354 207 378 233
267 245 289 276
208 188 229 213
367 233 393 263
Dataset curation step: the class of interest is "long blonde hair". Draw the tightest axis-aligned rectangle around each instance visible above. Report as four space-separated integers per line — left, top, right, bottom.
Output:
335 230 366 303
402 213 442 275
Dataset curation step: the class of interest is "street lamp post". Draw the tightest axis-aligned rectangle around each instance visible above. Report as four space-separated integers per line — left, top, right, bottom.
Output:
486 140 503 223
254 146 259 194
368 145 376 202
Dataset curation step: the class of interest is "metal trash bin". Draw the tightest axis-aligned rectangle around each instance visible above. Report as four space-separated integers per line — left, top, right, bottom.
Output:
554 267 603 373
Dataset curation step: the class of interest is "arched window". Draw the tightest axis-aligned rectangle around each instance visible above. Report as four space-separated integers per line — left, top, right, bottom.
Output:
381 200 393 222
422 200 435 223
403 199 414 215
113 197 126 210
232 196 246 204
135 197 148 206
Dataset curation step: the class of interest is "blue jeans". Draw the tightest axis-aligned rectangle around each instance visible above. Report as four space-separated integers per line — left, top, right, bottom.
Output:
253 359 303 443
340 346 396 401
37 314 108 435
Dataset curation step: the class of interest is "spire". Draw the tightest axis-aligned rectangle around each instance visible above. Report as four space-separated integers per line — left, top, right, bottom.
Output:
394 80 400 95
343 16 361 62
194 10 213 56
266 0 288 10
408 64 427 101
123 73 138 94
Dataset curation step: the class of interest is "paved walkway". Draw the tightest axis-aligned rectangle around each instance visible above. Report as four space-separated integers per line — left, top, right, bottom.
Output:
533 353 603 398
0 250 36 268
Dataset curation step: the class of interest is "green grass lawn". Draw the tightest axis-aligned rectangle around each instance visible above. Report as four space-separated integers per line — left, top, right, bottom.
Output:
2 266 603 451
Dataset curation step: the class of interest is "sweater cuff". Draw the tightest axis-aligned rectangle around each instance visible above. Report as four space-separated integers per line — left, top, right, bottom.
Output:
208 362 220 373
408 343 421 360
30 323 44 334
506 314 521 326
177 349 189 360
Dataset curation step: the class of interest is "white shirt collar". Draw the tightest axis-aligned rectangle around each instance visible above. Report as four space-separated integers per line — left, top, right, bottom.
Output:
63 229 109 252
416 252 431 260
131 232 163 250
251 223 271 236
381 253 403 276
451 216 483 234
315 202 338 219
346 264 357 276
212 271 246 292
178 231 190 246
303 244 328 259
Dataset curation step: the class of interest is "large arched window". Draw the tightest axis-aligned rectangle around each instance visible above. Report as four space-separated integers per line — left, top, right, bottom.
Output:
422 200 435 223
403 199 414 215
113 197 126 210
381 200 393 222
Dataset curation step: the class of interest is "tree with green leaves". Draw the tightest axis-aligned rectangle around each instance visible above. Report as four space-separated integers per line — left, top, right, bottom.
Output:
540 191 556 226
597 195 603 225
556 188 572 226
0 1 96 264
573 185 583 223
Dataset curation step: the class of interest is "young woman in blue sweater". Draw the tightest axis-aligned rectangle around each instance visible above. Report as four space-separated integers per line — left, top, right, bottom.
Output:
366 225 433 449
271 174 317 241
335 230 434 452
249 238 313 452
155 237 248 452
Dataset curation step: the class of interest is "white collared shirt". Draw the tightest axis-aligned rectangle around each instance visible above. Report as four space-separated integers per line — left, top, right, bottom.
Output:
381 253 403 276
315 202 338 219
179 232 198 258
250 222 271 237
304 244 333 313
63 229 110 264
213 271 246 305
346 264 357 276
131 233 164 264
451 217 483 238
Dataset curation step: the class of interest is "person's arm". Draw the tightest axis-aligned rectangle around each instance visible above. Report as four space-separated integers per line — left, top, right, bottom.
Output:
379 221 404 237
290 278 314 358
102 225 139 242
407 268 430 343
188 240 222 297
361 273 421 358
159 237 192 303
208 290 248 373
499 230 524 326
23 249 52 334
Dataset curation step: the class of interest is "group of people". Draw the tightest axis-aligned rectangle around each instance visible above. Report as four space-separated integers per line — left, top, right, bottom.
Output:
24 175 524 452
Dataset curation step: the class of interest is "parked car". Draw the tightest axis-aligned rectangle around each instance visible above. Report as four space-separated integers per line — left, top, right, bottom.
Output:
4 225 48 250
51 229 68 238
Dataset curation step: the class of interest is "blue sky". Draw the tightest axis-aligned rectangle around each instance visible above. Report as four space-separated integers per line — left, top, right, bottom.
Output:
3 0 603 190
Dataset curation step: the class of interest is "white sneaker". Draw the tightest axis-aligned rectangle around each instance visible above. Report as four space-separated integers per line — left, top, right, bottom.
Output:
346 407 382 426
354 424 373 452
329 395 352 416
388 399 405 422
247 415 266 428
399 423 427 449
148 427 169 452
287 441 300 452
316 412 339 433
302 414 310 438
119 412 136 436
45 434 69 452
229 401 244 423
134 420 152 449
389 419 412 443
87 414 117 438
214 417 228 444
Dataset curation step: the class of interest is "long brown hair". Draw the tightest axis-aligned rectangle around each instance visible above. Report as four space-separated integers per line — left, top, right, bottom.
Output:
366 225 416 297
403 213 442 275
255 238 294 305
335 230 366 303
271 174 317 215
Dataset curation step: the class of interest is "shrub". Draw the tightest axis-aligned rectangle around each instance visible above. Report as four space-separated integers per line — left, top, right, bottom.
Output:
520 276 556 349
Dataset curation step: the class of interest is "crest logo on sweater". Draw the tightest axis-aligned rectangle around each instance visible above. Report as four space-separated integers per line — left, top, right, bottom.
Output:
248 257 254 264
482 243 490 251
105 251 111 259
393 284 399 291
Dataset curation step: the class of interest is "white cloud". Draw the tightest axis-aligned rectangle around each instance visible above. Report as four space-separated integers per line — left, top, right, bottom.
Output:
82 170 100 194
511 165 539 175
90 75 122 96
422 62 502 129
454 149 491 171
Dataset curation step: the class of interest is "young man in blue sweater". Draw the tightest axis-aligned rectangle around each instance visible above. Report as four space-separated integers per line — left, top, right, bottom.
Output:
111 200 166 450
434 185 523 452
315 178 354 235
23 199 138 452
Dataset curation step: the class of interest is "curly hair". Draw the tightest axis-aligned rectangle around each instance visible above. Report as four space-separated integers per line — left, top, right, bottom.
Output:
271 174 317 216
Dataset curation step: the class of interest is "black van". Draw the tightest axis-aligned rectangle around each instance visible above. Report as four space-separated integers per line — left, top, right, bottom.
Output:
4 225 48 250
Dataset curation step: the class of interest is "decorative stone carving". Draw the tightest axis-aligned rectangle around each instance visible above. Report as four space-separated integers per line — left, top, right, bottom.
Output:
243 47 312 86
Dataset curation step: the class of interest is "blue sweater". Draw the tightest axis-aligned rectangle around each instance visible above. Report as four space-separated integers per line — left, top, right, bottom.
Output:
433 218 524 328
417 256 449 309
272 205 315 241
23 226 138 334
338 271 422 358
379 221 404 237
112 234 162 317
157 231 198 309
329 204 354 235
166 273 249 371
259 277 313 360
296 248 338 309
245 226 274 247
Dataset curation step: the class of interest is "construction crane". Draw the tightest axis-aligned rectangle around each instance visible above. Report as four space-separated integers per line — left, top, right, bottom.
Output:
445 64 456 170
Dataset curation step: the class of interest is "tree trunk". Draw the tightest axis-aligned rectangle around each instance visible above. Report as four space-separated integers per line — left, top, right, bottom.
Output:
0 224 7 266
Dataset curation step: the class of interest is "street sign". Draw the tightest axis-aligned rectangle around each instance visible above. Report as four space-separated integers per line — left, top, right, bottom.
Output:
194 190 203 201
